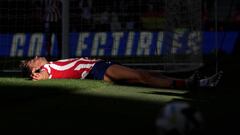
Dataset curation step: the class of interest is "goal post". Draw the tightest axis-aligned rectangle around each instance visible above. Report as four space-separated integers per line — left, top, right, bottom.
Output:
62 0 69 59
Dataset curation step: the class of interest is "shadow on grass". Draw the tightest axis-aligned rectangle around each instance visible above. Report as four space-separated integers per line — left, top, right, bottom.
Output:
1 81 239 135
0 84 164 134
140 86 240 135
140 90 186 97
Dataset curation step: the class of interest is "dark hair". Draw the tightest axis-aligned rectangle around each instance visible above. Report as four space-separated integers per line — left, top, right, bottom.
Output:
19 59 31 77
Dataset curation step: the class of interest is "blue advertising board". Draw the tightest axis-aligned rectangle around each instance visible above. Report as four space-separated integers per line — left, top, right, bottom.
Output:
0 31 238 57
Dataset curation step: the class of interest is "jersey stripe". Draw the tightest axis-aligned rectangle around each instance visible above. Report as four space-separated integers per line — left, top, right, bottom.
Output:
49 59 82 71
74 64 94 70
41 58 99 79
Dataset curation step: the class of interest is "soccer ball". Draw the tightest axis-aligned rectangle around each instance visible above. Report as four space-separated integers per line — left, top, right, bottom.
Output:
155 101 204 135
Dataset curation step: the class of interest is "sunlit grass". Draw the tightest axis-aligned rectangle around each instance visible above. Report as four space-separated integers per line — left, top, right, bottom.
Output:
0 77 188 104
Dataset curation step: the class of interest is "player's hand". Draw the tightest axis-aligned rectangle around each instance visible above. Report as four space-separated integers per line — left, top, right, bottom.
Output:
31 72 42 81
31 73 38 80
30 70 49 81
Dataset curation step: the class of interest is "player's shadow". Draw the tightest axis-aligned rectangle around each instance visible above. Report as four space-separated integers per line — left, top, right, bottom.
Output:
140 90 187 97
140 88 221 103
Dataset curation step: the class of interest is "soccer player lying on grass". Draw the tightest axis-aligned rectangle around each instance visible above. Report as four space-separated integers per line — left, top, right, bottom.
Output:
20 56 223 90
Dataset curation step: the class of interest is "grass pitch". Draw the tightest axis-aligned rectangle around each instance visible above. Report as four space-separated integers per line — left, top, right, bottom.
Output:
0 78 190 133
0 77 238 134
0 77 189 103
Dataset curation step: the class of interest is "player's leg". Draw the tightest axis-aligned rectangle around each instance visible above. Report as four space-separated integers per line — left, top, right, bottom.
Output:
104 64 187 89
90 60 223 89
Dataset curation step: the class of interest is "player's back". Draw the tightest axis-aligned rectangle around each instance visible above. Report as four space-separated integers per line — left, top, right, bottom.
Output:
42 58 99 79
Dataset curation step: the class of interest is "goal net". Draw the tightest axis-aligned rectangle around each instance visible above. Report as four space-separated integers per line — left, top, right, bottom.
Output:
0 0 203 77
70 0 203 72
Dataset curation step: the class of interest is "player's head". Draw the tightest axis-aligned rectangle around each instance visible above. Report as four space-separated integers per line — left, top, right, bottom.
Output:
20 56 48 75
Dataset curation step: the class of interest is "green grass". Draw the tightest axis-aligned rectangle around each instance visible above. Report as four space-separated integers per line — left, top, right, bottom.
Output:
0 77 239 134
0 77 188 103
0 78 191 133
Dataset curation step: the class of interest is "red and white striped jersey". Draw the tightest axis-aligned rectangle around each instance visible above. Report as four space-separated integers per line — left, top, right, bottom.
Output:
41 58 100 79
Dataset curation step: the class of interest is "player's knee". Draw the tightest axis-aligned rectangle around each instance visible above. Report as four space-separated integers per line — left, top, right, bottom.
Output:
103 74 112 82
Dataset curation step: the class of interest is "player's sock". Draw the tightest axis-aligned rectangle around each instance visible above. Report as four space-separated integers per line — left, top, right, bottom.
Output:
185 71 201 89
172 80 187 89
172 71 200 89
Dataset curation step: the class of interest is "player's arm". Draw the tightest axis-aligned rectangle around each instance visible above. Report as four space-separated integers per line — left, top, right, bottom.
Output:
31 70 49 81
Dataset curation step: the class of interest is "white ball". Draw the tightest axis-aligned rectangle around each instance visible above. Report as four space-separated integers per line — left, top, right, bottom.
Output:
156 101 204 135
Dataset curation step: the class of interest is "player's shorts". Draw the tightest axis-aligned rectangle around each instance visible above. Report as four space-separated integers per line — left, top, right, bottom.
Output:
86 60 118 80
